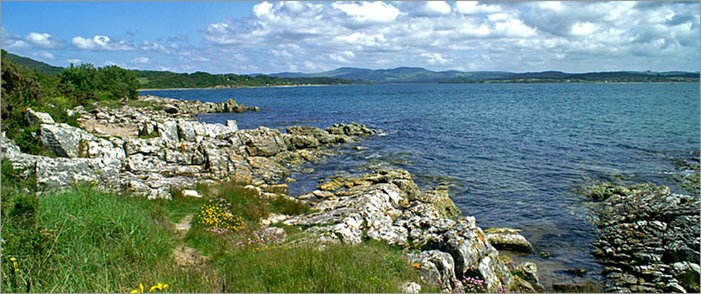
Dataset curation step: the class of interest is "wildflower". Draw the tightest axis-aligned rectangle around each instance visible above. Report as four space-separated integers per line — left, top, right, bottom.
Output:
148 282 169 292
412 262 421 269
9 257 18 272
130 283 144 293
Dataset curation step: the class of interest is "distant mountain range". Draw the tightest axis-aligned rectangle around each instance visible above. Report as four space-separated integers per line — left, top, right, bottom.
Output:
4 51 698 85
272 67 699 83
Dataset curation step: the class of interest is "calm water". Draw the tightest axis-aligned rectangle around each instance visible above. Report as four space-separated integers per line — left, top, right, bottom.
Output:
141 83 700 287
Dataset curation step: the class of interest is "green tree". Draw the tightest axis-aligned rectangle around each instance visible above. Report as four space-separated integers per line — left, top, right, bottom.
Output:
96 65 139 101
59 63 98 105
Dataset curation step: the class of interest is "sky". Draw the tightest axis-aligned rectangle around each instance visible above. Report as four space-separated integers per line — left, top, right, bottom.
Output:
1 1 699 74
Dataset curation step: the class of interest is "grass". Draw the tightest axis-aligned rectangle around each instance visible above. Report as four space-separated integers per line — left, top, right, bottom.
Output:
215 240 424 292
1 169 432 293
1 184 221 292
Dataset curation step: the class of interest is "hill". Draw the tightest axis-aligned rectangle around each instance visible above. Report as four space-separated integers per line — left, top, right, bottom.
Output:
4 51 697 86
3 51 65 75
273 67 699 84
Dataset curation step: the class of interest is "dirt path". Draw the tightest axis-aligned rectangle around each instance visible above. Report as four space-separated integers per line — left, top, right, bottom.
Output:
172 214 209 268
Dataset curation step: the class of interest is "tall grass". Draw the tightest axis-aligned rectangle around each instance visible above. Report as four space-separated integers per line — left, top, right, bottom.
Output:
1 174 432 292
215 240 426 293
1 184 220 292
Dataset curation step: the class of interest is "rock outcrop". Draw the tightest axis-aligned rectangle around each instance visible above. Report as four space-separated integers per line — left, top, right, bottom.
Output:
586 182 700 293
277 169 541 292
141 95 260 114
1 98 543 293
1 101 375 199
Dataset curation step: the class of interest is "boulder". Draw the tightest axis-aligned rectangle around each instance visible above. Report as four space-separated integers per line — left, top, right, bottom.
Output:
40 123 89 158
163 104 179 114
511 262 545 292
417 189 460 219
238 127 288 157
157 120 179 145
286 126 337 144
326 122 374 137
484 228 534 253
284 134 320 150
408 250 457 291
35 156 120 192
26 108 55 125
247 156 290 184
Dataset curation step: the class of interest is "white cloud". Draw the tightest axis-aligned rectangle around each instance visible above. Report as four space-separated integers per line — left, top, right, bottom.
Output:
191 1 699 73
421 52 449 65
398 1 451 17
133 57 150 64
26 32 65 49
329 50 355 63
331 1 400 24
253 1 275 20
72 35 136 51
140 41 167 52
14 1 689 74
66 58 82 65
456 1 502 15
34 51 54 60
571 22 597 36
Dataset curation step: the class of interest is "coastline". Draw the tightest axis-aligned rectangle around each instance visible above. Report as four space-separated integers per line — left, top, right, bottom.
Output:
137 83 348 92
1 94 547 293
138 80 699 92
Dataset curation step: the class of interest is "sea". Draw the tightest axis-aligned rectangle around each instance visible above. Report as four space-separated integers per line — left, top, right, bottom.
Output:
141 82 700 287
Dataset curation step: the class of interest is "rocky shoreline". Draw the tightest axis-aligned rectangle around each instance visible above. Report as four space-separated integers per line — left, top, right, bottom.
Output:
2 95 543 292
585 183 700 293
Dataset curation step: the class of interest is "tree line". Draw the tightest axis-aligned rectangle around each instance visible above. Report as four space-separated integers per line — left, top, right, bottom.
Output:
136 70 352 89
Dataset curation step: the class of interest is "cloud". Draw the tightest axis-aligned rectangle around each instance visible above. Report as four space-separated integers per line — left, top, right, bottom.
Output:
455 1 502 14
397 1 451 17
191 1 699 73
66 58 82 65
1 28 29 48
26 32 65 49
421 52 450 65
140 41 168 52
34 51 55 60
1 28 65 49
331 1 400 24
72 35 136 51
133 57 150 64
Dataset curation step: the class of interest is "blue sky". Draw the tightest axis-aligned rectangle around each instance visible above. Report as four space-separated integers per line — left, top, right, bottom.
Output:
2 1 699 74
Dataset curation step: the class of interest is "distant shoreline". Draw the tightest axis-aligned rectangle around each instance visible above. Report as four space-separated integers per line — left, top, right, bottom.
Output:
138 80 698 91
138 83 342 91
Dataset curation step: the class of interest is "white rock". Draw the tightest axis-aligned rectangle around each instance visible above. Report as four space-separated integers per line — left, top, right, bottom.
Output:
182 189 201 198
401 282 421 293
26 108 55 124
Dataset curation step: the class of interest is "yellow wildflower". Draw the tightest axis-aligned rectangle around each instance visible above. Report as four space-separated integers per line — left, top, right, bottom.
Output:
148 282 169 292
131 283 144 293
